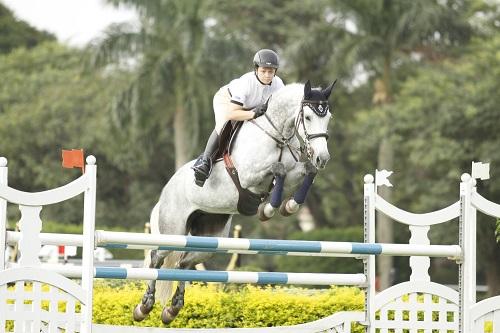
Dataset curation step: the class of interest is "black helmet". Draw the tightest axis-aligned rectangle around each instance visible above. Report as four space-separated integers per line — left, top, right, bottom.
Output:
253 49 279 69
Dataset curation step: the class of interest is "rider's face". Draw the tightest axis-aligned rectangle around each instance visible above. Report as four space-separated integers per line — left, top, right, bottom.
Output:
256 67 276 84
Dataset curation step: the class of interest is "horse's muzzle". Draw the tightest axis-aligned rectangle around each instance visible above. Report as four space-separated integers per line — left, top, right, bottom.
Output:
314 152 330 169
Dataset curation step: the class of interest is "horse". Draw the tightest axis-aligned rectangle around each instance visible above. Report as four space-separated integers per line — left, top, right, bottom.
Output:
133 80 336 324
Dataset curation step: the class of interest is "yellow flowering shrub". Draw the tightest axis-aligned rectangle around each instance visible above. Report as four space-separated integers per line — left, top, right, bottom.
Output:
92 281 365 331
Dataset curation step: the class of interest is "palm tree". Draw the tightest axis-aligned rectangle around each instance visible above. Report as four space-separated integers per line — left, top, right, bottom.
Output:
88 0 248 169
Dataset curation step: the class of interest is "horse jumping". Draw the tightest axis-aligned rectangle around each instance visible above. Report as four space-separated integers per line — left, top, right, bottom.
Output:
133 81 336 324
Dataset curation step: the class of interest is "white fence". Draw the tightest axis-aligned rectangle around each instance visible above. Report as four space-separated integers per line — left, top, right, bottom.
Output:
0 156 499 333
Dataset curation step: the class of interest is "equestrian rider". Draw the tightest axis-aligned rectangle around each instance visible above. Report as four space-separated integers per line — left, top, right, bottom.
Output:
192 49 285 187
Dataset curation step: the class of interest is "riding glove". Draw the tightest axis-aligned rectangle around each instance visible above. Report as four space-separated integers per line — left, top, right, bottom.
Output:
253 103 268 119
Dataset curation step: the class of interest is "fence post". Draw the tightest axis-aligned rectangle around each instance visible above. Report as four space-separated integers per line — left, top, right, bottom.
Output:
459 173 476 333
82 156 97 333
363 174 376 333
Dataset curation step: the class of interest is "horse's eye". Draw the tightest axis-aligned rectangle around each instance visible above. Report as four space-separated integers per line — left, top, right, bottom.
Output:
305 116 311 121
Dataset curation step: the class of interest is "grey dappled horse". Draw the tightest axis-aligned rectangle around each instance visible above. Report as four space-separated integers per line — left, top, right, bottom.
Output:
133 81 336 324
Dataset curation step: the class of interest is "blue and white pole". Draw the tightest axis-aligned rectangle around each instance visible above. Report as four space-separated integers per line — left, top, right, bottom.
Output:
6 230 462 259
42 264 367 286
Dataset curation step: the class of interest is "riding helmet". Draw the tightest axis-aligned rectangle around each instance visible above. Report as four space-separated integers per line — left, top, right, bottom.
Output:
253 49 279 69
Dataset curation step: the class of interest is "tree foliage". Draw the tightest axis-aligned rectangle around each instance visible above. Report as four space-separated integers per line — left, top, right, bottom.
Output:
384 35 500 295
0 0 499 293
89 0 250 168
0 4 54 54
0 42 150 228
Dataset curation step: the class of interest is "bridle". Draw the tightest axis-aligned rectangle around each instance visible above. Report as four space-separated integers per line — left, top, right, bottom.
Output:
249 98 330 162
295 99 330 160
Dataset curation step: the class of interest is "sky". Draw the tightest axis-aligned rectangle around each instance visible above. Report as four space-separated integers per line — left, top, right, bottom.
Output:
2 0 137 46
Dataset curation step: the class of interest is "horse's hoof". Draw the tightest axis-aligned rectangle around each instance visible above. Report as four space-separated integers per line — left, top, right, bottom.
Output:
279 199 300 216
279 200 292 216
161 307 179 325
133 304 149 322
258 202 272 222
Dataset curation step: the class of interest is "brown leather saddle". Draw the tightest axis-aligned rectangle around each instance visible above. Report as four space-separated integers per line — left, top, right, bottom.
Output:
211 121 267 216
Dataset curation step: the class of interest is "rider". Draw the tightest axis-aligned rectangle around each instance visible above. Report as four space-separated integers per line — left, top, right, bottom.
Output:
192 49 285 187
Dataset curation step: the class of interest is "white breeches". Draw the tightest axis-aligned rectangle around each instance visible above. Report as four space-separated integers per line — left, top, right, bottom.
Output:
213 88 231 134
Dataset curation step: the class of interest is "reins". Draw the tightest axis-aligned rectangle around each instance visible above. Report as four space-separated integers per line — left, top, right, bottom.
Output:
249 113 301 162
249 98 329 163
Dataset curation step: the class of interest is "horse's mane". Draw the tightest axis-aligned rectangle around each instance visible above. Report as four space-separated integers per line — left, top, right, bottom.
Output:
268 83 304 117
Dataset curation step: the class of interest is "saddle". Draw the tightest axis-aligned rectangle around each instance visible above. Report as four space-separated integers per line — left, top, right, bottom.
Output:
212 121 267 216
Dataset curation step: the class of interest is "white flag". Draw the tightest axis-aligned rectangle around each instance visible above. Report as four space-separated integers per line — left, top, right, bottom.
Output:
375 169 393 187
471 161 490 180
65 246 77 257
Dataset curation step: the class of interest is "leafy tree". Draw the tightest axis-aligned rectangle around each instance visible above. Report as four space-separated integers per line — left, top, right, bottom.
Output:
89 0 249 169
212 0 331 54
0 42 145 228
0 4 54 54
371 35 500 295
317 0 474 289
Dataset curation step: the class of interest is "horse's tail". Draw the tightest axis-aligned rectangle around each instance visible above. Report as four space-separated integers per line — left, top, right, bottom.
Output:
145 202 183 306
143 202 160 268
156 251 182 305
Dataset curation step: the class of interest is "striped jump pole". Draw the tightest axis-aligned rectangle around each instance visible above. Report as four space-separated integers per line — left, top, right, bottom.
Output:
6 230 462 259
97 231 462 258
31 264 367 286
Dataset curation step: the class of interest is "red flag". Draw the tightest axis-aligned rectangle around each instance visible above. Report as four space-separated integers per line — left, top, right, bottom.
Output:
62 149 85 173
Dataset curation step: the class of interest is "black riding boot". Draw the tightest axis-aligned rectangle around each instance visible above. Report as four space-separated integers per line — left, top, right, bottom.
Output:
192 129 219 187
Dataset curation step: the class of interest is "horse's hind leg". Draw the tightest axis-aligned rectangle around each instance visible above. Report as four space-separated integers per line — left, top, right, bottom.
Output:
161 281 186 324
160 251 216 325
161 213 232 325
133 249 166 321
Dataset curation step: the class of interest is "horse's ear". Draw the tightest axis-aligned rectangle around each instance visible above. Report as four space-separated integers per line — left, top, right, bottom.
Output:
304 80 312 99
323 79 337 100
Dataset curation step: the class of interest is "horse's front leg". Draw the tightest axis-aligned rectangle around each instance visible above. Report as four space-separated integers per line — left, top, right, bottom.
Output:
279 161 317 216
258 162 286 221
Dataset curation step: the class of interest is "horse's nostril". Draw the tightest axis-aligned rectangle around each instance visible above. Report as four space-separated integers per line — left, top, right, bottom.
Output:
316 157 321 166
